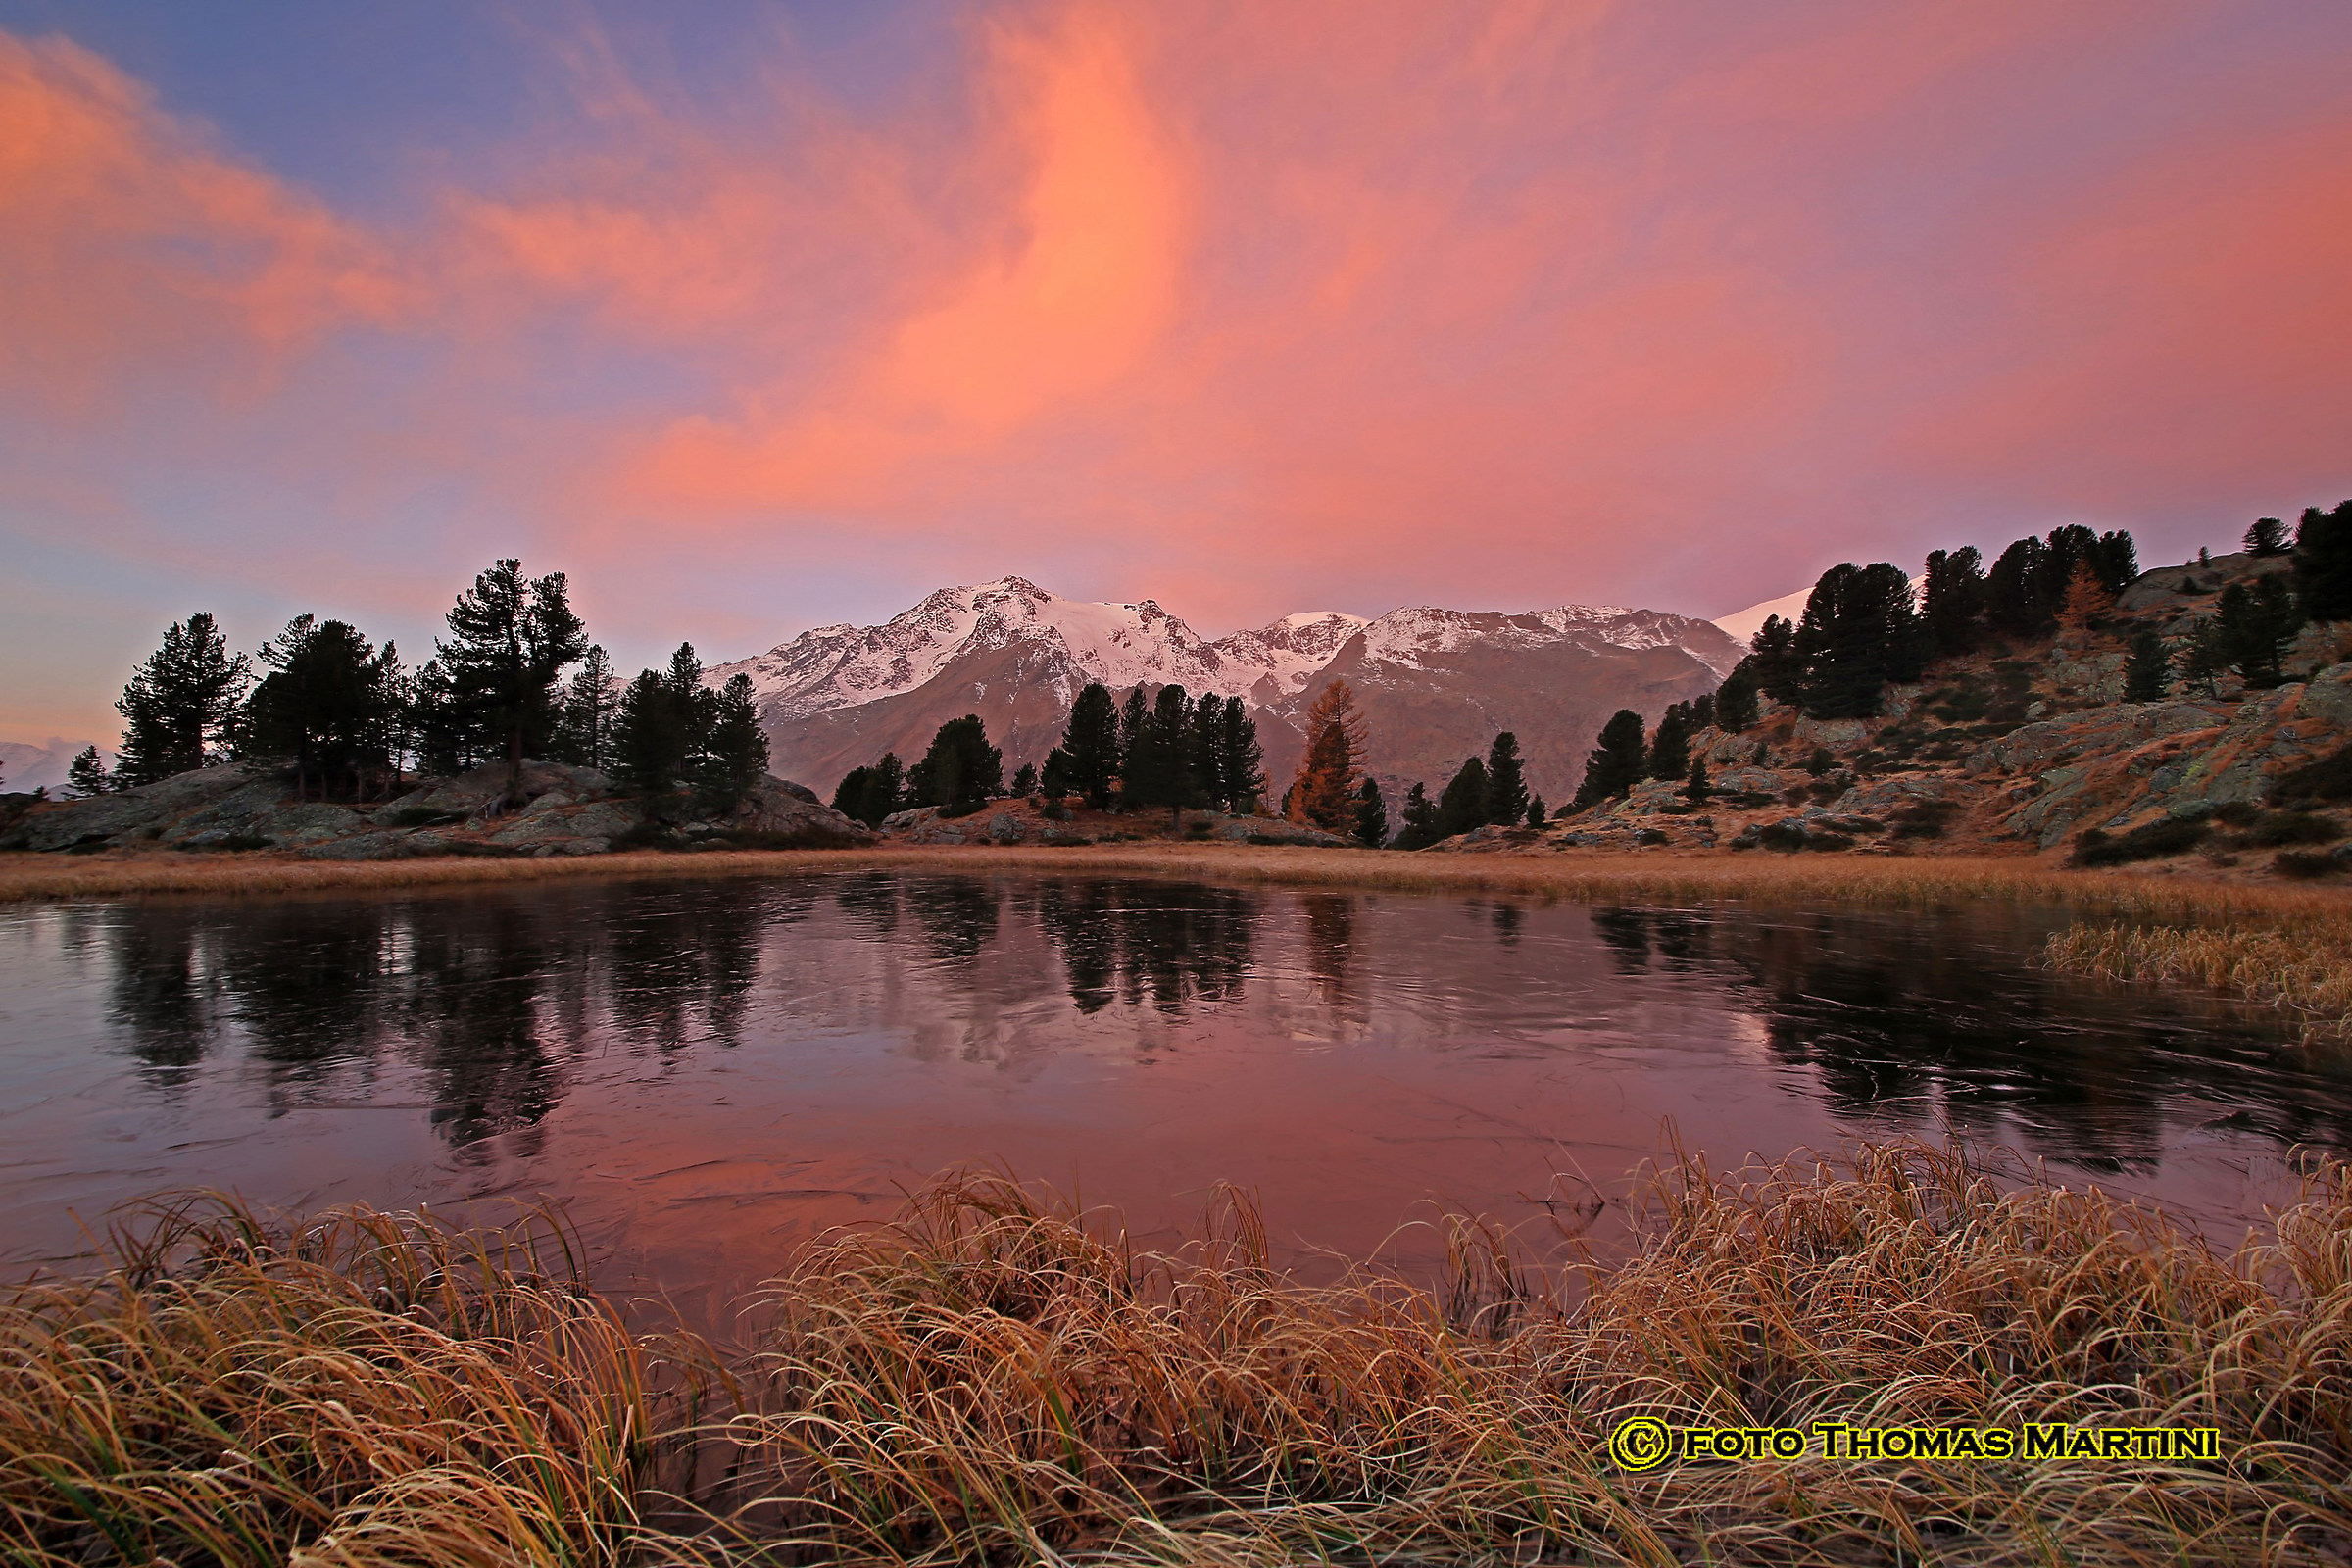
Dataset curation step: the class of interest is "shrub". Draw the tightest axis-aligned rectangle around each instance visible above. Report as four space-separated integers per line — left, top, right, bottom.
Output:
2271 744 2352 805
1890 800 1958 840
2071 816 2209 866
2247 809 2343 846
2275 850 2343 879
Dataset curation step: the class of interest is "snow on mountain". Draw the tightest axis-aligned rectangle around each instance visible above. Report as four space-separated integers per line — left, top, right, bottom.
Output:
1354 604 1742 677
1711 588 1810 648
1206 611 1370 698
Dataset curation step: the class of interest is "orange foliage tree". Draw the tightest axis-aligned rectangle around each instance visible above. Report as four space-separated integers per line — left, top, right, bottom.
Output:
1285 678 1368 832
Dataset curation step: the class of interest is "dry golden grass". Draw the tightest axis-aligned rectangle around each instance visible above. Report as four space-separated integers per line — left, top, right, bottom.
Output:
2047 920 2352 1040
9 1145 2352 1564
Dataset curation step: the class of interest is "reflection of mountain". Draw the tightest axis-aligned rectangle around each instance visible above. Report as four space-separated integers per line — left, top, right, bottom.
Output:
82 876 2352 1171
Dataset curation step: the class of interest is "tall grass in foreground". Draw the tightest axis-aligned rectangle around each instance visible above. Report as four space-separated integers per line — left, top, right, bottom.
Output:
8 1144 2352 1564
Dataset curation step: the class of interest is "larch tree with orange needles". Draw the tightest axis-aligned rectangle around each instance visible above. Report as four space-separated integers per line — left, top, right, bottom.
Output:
1285 678 1368 833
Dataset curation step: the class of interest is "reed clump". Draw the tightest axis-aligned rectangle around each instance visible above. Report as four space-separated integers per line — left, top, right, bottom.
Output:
0 1197 701 1568
2048 919 2352 1038
8 1143 2351 1564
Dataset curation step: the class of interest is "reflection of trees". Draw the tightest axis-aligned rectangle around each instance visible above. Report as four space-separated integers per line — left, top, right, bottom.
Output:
1032 880 1259 1017
906 876 1002 961
1300 895 1354 1005
1590 905 2352 1171
105 910 220 1080
94 883 767 1148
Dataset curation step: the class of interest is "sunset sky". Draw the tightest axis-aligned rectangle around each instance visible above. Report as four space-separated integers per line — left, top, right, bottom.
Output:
4 0 2351 741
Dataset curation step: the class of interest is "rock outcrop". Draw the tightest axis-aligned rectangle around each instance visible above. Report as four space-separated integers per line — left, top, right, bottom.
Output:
0 760 871 858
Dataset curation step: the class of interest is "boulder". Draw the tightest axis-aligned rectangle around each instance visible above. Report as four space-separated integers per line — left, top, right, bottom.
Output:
0 763 261 851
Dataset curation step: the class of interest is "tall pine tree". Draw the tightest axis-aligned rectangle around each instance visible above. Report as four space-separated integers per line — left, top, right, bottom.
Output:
1352 776 1388 847
1437 756 1490 839
1057 682 1122 808
1644 705 1690 781
115 612 253 787
909 715 1003 808
554 645 619 771
1218 697 1265 813
2293 501 2352 623
1921 546 1986 653
2124 625 2171 702
1574 710 1647 808
698 672 768 810
245 616 398 800
1485 732 1529 825
435 559 586 808
1393 781 1442 850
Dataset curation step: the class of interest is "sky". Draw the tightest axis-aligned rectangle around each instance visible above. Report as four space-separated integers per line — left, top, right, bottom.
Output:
4 0 2352 742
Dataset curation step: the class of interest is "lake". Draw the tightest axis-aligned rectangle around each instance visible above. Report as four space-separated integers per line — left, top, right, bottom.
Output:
4 871 2347 1319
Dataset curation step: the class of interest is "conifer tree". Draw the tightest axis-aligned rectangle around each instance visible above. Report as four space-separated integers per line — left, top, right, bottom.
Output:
245 616 397 800
1058 683 1122 808
2124 625 2171 703
1645 705 1690 781
2292 500 2352 623
1187 693 1226 808
611 670 686 797
1714 669 1760 733
1984 535 2049 635
1791 562 1929 718
2094 530 2140 593
1745 616 1804 706
832 766 871 820
1437 756 1490 839
555 645 619 771
1689 692 1716 729
1040 748 1073 802
114 612 253 787
699 672 768 810
1285 679 1367 831
67 746 112 796
1117 687 1150 795
435 559 586 807
2246 516 2291 557
1484 731 1529 825
664 643 717 781
1684 756 1711 804
909 715 1003 808
1574 710 1647 808
2057 559 2115 628
1218 697 1265 813
2177 620 2230 697
1351 776 1388 847
1394 781 1442 850
1524 793 1547 827
1010 761 1039 797
856 753 906 823
410 658 469 776
1921 546 1986 653
2215 578 2304 686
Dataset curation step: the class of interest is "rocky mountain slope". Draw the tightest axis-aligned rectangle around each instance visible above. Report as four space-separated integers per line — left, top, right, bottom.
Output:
711 577 1742 806
1441 551 2352 873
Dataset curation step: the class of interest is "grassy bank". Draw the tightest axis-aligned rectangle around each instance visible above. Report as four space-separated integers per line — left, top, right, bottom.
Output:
7 1143 2349 1565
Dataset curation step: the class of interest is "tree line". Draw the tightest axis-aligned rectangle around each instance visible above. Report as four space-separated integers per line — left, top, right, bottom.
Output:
75 558 770 813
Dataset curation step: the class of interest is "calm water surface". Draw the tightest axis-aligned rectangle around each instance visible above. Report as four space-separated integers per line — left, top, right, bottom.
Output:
4 872 2349 1314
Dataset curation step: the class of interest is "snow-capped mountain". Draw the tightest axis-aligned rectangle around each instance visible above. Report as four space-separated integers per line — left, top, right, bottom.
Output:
712 577 1742 806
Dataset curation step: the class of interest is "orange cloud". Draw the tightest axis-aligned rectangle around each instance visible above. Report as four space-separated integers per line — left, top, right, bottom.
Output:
620 5 1192 512
0 31 414 410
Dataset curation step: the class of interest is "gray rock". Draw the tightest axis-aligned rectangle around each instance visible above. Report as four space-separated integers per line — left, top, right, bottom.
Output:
0 763 260 851
1792 716 1872 752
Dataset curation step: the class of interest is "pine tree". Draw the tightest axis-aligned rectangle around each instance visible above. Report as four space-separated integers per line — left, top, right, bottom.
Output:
909 715 1003 808
832 766 871 820
410 658 469 776
2124 625 2171 702
1714 669 1760 732
67 746 112 796
699 672 768 810
554 645 619 771
1984 535 2049 635
2177 620 2230 697
1484 731 1529 825
1392 782 1443 850
1058 683 1122 808
1219 697 1265 813
1010 761 1039 797
2094 530 2140 593
862 753 907 823
1117 687 1150 799
1574 710 1647 808
1746 616 1803 706
664 643 717 782
245 616 397 800
1791 562 1929 718
2246 516 2291 557
2292 500 2352 623
1187 693 1226 808
611 670 690 798
1921 546 1986 653
115 612 253 787
1286 679 1367 831
1684 756 1711 804
1644 705 1690 781
1524 793 1547 827
435 559 587 807
2215 578 2304 686
1039 748 1073 802
1437 757 1490 839
1351 776 1388 847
